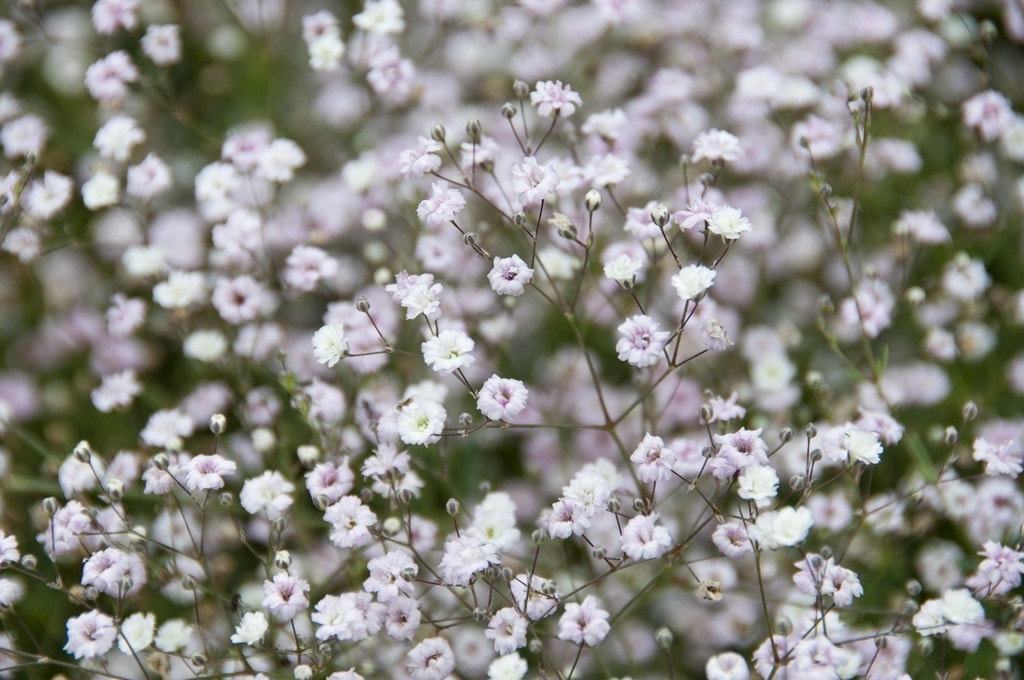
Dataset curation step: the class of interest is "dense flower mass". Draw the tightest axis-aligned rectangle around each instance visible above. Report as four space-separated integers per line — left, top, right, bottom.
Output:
2 2 1024 679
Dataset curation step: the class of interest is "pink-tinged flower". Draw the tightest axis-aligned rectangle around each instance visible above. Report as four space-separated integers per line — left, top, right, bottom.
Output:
438 534 499 586
477 374 529 422
893 209 950 244
64 609 117 659
305 460 354 506
511 156 559 207
510 573 559 621
84 51 139 102
91 369 142 413
284 245 339 292
706 651 750 680
487 255 533 296
140 408 194 449
384 595 421 641
364 550 417 603
37 500 94 556
313 592 385 642
965 541 1024 597
793 554 864 607
692 128 743 164
792 114 845 159
417 181 466 229
839 279 895 339
531 80 582 118
486 607 528 655
620 513 672 561
406 637 455 680
557 595 610 647
962 90 1014 142
399 136 442 178
324 495 377 548
240 470 295 519
91 0 138 35
183 454 236 492
630 433 676 483
0 531 19 565
212 275 278 325
1 113 48 159
261 572 309 621
712 522 753 559
22 170 74 220
616 315 669 368
972 437 1023 477
672 197 718 232
141 24 182 65
81 547 146 597
710 428 769 479
126 153 173 200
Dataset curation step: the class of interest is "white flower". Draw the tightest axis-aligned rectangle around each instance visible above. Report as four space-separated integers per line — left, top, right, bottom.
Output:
231 611 269 646
603 252 643 284
737 465 779 507
94 115 145 162
422 329 475 374
308 34 344 71
940 588 984 624
240 470 295 519
183 329 228 362
312 323 348 367
692 128 743 164
153 271 207 310
154 619 193 652
353 0 405 35
751 506 814 550
396 397 446 445
671 264 716 301
488 652 528 680
707 206 751 241
843 427 883 465
117 611 155 654
82 170 121 210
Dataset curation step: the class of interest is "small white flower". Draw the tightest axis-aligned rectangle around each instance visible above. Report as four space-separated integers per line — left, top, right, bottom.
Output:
230 611 269 646
707 206 751 241
82 170 121 210
671 264 716 301
183 329 228 362
312 323 348 367
117 611 155 654
603 252 642 284
422 329 475 374
844 427 883 465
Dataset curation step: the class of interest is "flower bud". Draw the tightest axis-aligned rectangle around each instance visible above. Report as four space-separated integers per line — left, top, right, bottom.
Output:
810 448 823 462
84 585 100 601
41 497 59 517
466 118 482 142
355 296 371 313
472 607 488 622
275 550 292 570
190 652 207 667
446 498 460 516
271 517 287 534
532 529 547 543
512 212 526 228
499 566 513 581
396 488 413 505
501 102 517 120
906 579 922 597
943 426 958 446
805 423 818 438
650 204 670 228
181 575 196 591
119 573 134 593
313 494 329 511
655 626 673 650
631 497 646 513
789 474 805 491
73 440 92 463
382 517 403 536
512 79 530 98
106 478 124 502
209 413 226 435
699 404 714 423
528 638 543 654
152 452 170 471
779 427 794 443
962 401 978 421
905 286 925 305
696 579 723 601
297 445 320 466
584 189 601 213
606 496 620 513
294 664 313 680
21 554 37 571
401 566 417 582
219 492 233 507
775 616 793 636
458 412 473 428
430 124 446 143
541 579 558 596
591 545 606 560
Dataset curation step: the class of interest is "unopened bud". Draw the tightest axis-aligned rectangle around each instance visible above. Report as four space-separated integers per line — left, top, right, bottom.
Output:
382 517 403 536
152 452 170 471
943 426 958 446
875 635 888 650
805 423 818 438
861 86 874 103
73 441 92 463
430 124 446 143
541 579 558 596
84 585 100 601
219 492 233 507
41 497 59 517
906 579 922 597
20 554 37 571
606 496 620 513
819 545 833 560
631 498 646 513
209 413 226 435
458 412 473 428
655 626 673 649
119 573 134 592
775 617 793 636
651 204 670 228
271 517 286 534
355 296 371 313
499 566 513 581
702 446 715 459
528 639 543 654
401 566 417 582
532 529 547 543
294 664 313 680
962 401 978 421
501 102 517 120
906 286 925 305
297 445 320 466
512 212 526 228
466 118 482 142
313 494 329 511
696 579 723 602
105 478 124 502
472 607 488 622
810 448 823 462
396 488 413 505
789 474 805 491
275 550 292 570
591 545 606 560
512 79 530 99
446 498 460 516
699 404 714 423
584 189 601 213
190 652 207 667
181 575 196 591
779 427 794 443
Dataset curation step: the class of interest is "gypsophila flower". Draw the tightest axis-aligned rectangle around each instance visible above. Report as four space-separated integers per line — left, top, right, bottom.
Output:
91 0 138 35
603 252 643 284
511 156 560 206
557 595 611 647
417 180 466 229
183 329 228 362
126 153 172 200
141 24 182 65
438 534 499 586
285 245 339 291
489 653 529 680
737 464 780 507
712 522 753 559
262 572 310 621
630 433 676 483
620 513 672 561
313 592 385 642
117 611 155 654
751 506 814 550
91 369 141 412
966 541 1024 597
82 170 120 210
399 136 443 178
81 547 146 597
477 374 529 422
364 550 417 602
140 408 194 449
84 51 139 102
312 323 349 368
671 264 716 301
0 531 19 565
240 470 295 519
843 426 883 465
354 0 406 34
22 170 74 219
531 80 582 118
1 114 47 159
154 620 193 653
64 609 117 660
183 454 236 492
616 315 669 367
406 637 455 680
486 607 528 655
94 115 144 162
963 89 1014 142
422 329 475 374
395 396 446 445
972 437 1023 477
231 611 268 646
706 652 750 680
325 495 377 548
510 573 559 620
706 205 752 241
692 128 743 163
488 255 534 296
